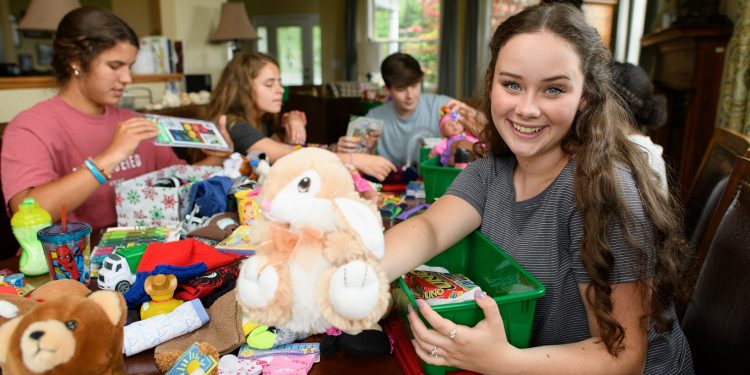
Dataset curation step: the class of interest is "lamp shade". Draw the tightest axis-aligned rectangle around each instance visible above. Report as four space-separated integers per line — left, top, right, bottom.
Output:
17 0 81 32
357 40 382 76
210 2 258 42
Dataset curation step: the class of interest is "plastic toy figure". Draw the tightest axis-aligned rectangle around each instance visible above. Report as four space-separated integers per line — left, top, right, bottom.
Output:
429 106 479 167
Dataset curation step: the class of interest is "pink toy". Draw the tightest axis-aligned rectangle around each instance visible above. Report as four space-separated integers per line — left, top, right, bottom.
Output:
429 105 479 167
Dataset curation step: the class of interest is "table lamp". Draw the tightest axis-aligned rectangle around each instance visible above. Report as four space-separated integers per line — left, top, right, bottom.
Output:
357 40 382 83
17 0 81 32
210 2 259 59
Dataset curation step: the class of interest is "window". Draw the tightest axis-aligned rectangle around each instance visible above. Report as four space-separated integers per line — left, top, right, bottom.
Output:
254 15 322 85
367 0 441 90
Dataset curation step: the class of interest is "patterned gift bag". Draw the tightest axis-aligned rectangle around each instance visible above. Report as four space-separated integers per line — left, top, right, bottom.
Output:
115 165 221 227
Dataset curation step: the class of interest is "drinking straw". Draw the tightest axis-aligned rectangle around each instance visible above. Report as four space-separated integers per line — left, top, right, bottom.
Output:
60 204 67 232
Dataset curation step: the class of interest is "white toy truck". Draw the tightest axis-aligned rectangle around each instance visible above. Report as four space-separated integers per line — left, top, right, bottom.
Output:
97 244 146 293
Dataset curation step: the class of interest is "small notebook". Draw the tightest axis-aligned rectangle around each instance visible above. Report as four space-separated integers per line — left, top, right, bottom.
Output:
165 342 218 375
145 114 230 151
214 225 255 256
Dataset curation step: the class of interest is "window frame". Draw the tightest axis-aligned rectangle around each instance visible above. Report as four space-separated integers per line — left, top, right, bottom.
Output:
365 0 441 90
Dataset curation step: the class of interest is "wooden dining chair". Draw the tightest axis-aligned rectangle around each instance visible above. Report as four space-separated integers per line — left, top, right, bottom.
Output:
683 127 750 252
681 156 750 374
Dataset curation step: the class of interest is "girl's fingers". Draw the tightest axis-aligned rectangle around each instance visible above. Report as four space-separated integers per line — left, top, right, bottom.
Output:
407 300 454 349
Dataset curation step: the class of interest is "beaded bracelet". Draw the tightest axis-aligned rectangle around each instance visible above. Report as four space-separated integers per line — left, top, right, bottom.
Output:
83 159 107 184
87 157 112 180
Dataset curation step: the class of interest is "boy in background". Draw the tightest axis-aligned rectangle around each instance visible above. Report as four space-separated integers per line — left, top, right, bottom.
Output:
338 53 482 167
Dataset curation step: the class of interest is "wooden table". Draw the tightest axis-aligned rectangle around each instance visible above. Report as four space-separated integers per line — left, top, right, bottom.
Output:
0 256 405 374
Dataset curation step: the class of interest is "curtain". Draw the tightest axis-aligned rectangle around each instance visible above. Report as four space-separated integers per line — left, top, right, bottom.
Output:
716 0 750 135
343 0 357 81
437 0 457 97
462 0 480 99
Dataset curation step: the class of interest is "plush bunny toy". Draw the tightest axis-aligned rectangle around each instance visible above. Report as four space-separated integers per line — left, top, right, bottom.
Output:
236 148 389 335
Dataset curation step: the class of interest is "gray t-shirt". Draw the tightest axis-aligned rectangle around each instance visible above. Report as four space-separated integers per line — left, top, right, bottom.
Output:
228 120 271 154
368 93 451 166
448 155 693 375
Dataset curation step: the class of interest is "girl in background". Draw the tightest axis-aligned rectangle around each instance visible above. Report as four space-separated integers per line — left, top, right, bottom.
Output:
1 6 229 232
205 51 307 163
205 51 396 181
613 61 669 193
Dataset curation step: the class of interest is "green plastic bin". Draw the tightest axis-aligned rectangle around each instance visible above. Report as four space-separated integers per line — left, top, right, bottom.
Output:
392 231 546 375
419 156 462 202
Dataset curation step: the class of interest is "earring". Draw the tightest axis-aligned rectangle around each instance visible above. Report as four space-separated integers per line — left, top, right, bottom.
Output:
72 67 80 76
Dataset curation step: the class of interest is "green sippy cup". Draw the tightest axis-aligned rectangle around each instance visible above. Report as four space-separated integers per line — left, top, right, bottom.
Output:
11 197 52 276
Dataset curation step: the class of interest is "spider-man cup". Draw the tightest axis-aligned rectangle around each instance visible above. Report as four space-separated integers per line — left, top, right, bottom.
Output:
37 222 91 285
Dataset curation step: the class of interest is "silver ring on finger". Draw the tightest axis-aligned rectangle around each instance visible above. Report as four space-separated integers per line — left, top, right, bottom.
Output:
430 346 439 358
448 327 457 339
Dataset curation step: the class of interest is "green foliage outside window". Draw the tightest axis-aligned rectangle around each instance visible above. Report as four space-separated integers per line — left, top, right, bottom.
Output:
370 0 440 89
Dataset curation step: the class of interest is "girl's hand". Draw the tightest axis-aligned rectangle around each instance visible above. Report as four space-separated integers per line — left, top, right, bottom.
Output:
105 117 161 162
408 291 517 374
447 100 487 137
282 110 307 145
202 115 234 160
336 136 361 153
350 153 396 181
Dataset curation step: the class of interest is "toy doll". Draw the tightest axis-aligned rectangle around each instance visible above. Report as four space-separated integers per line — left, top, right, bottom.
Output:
429 106 479 167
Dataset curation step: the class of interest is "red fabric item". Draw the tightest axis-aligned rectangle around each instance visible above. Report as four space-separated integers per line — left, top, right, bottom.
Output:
137 238 241 273
383 312 477 375
174 262 239 301
0 285 19 295
381 183 407 193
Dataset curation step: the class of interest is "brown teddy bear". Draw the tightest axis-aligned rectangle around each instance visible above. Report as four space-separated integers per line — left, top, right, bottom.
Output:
0 283 126 375
0 279 91 326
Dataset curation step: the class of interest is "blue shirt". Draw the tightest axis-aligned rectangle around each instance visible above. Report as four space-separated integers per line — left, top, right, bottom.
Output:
369 93 451 166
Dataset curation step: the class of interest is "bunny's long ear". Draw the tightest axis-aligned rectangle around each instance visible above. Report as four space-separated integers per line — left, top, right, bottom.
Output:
334 198 384 259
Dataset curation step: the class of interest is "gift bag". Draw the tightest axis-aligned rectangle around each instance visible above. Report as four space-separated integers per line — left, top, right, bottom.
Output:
115 165 221 227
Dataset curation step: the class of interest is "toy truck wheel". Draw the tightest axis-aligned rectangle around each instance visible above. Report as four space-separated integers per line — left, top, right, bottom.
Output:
115 280 131 293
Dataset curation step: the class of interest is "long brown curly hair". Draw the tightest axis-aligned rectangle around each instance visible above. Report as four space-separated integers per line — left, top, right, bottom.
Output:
479 3 689 355
204 51 279 131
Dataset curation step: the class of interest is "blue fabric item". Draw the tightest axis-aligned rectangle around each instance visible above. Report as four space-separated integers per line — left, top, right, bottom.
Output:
124 263 208 309
188 176 233 217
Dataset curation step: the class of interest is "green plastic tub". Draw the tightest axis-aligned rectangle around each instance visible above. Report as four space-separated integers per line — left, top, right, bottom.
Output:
419 156 462 202
392 231 546 375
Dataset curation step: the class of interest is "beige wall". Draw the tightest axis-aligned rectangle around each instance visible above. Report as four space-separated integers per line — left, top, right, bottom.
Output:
0 88 55 122
160 0 227 86
112 0 160 37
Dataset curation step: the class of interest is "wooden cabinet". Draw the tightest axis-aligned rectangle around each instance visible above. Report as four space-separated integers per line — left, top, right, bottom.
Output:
582 0 618 48
641 24 732 192
140 104 206 119
283 94 363 145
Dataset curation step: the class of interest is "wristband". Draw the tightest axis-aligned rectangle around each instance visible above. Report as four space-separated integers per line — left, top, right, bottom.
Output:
84 159 107 184
87 157 112 180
